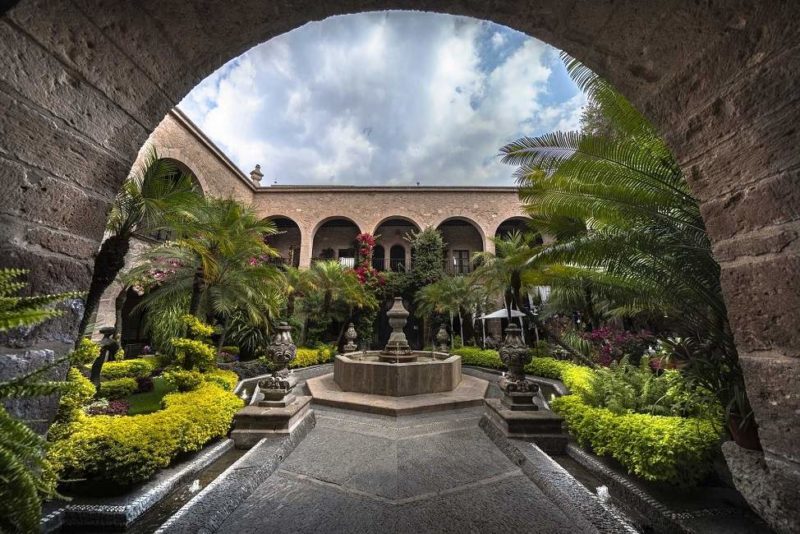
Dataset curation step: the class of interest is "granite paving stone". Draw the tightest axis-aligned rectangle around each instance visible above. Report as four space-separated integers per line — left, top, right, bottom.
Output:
214 406 614 533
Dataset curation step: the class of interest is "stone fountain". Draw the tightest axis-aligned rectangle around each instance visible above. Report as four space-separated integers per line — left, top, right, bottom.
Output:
307 297 489 414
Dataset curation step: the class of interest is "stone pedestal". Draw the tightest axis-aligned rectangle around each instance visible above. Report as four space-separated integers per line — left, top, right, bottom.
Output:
484 398 567 453
231 396 313 449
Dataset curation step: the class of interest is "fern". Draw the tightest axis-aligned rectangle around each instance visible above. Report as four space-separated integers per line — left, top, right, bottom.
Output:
0 269 79 532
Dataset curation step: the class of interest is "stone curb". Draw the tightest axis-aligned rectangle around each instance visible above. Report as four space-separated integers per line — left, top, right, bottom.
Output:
155 411 316 533
480 415 637 534
55 437 233 531
566 443 749 534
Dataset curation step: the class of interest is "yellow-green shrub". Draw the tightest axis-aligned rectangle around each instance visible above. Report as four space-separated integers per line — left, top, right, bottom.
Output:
171 338 216 371
203 369 239 391
100 357 157 380
289 346 335 368
162 368 204 392
451 347 504 369
49 383 243 486
98 378 137 399
525 357 577 380
54 369 95 426
71 337 100 365
551 395 719 485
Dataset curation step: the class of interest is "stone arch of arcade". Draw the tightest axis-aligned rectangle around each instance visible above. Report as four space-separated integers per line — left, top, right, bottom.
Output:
264 215 302 267
310 216 363 267
2 2 799 529
436 216 486 275
373 216 421 272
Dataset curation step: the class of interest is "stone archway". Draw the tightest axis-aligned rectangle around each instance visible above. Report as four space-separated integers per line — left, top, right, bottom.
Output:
436 217 485 275
264 215 302 267
1 2 799 529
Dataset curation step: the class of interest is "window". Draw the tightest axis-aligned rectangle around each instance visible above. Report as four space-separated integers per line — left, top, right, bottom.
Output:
453 250 470 274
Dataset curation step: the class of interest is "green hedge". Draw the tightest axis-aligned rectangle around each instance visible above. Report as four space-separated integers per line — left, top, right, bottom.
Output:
100 357 158 380
551 395 719 485
289 346 336 368
98 377 138 399
49 382 243 486
531 356 720 486
451 347 504 369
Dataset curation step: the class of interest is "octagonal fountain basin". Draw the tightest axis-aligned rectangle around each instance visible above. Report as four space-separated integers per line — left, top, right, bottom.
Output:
334 351 461 397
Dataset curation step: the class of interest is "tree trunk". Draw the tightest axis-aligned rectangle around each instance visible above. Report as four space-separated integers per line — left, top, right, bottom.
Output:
189 265 204 316
76 233 131 345
287 294 296 318
217 315 230 353
458 310 464 348
113 288 127 344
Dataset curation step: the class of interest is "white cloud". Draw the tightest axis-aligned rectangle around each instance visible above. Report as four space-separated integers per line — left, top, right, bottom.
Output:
178 12 585 186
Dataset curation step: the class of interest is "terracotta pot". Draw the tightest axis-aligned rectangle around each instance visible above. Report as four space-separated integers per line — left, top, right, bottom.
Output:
728 414 762 451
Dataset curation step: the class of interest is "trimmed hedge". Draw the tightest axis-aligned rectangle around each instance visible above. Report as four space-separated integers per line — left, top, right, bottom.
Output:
100 357 158 380
532 356 720 486
551 395 719 486
451 347 503 369
98 378 138 399
49 382 243 486
289 346 336 368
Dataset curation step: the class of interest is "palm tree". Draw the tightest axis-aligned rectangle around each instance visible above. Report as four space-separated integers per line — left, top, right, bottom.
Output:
500 55 754 442
126 198 283 355
416 276 473 347
76 149 201 342
303 261 377 348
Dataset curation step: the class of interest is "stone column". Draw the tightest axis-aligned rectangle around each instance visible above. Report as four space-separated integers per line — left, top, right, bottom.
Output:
298 226 313 268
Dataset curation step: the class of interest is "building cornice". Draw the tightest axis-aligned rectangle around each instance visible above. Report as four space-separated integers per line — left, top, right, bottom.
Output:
258 185 520 193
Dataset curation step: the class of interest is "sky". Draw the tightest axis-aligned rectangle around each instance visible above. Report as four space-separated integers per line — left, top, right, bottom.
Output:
178 11 586 187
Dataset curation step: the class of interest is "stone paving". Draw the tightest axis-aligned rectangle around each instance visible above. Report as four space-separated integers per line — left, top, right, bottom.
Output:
216 406 617 534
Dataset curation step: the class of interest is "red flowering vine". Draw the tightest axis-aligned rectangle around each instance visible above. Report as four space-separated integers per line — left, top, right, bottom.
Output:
353 233 385 287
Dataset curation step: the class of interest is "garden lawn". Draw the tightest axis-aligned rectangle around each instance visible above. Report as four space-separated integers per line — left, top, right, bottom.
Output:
126 377 176 415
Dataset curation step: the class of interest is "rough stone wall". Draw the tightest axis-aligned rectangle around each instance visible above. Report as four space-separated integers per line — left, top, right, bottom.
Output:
132 110 254 202
1 1 799 529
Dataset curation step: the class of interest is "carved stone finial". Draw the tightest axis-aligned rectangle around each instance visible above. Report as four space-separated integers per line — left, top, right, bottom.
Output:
249 164 264 185
498 324 539 411
436 325 449 352
343 322 358 353
256 322 298 405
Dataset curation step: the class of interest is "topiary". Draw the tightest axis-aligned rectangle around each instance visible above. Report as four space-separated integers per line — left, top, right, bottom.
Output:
98 378 138 399
162 368 204 392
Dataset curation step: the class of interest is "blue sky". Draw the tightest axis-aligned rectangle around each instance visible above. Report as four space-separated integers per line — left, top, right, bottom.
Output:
178 11 585 186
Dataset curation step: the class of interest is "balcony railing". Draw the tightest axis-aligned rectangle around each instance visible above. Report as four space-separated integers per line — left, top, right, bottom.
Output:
444 258 473 275
372 258 407 272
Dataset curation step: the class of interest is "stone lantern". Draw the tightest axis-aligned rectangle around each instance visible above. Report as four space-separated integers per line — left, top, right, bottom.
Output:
343 323 358 353
498 324 539 411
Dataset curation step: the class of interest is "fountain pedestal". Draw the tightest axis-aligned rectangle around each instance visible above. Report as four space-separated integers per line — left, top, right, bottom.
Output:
483 325 566 452
231 323 313 449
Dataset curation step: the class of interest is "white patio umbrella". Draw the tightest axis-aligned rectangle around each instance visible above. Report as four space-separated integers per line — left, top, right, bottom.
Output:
478 308 527 346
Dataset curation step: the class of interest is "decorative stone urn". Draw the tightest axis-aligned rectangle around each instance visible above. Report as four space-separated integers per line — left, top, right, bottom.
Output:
380 297 414 361
256 322 298 406
498 324 539 411
343 323 358 353
435 325 449 352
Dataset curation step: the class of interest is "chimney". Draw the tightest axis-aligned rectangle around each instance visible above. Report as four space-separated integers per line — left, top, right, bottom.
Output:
249 164 264 185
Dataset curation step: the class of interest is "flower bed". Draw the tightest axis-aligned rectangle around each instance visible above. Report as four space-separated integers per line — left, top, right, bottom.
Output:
49 371 242 487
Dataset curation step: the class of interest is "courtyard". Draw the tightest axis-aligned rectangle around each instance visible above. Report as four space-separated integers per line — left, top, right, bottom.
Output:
1 2 799 534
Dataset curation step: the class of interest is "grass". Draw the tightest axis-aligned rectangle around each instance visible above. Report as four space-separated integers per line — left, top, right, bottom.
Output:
125 377 176 415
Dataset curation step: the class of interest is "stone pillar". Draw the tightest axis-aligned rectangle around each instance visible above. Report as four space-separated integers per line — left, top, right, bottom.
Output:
298 226 313 268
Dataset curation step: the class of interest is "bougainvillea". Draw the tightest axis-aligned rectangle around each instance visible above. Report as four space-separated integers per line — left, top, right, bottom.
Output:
581 327 653 366
354 233 385 287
